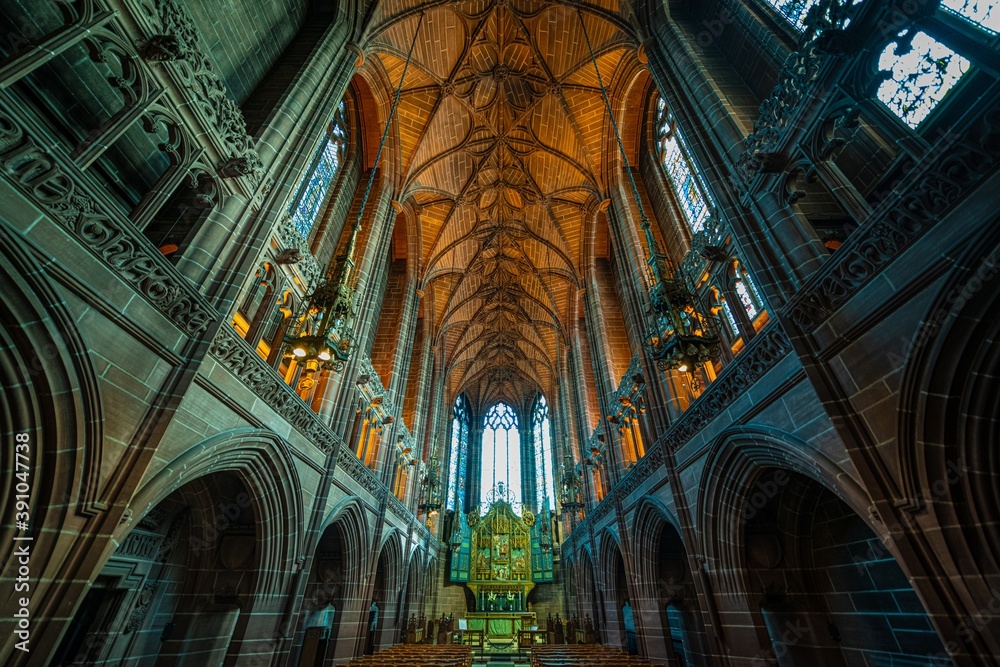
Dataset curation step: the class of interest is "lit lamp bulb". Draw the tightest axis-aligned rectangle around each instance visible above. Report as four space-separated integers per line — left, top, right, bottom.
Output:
318 347 332 361
292 345 307 358
677 363 689 372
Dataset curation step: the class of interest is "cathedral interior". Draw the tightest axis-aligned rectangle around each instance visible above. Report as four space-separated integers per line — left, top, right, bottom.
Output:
1 0 999 664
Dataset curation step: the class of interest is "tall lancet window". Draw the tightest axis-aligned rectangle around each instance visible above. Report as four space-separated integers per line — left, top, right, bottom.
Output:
287 100 348 237
655 96 713 234
446 395 470 512
480 403 521 505
532 396 555 511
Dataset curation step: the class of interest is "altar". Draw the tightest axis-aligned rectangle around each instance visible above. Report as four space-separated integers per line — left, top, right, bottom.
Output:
449 485 555 624
464 612 536 640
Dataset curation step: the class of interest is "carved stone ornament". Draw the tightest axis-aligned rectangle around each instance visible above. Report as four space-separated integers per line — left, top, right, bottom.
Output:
275 248 302 265
786 108 1000 328
336 445 384 497
151 0 272 203
0 102 216 334
276 214 323 288
208 326 340 454
219 156 255 179
142 34 185 62
737 42 824 184
125 582 159 633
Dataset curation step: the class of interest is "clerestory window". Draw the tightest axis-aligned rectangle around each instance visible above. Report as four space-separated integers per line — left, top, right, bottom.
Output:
287 100 348 238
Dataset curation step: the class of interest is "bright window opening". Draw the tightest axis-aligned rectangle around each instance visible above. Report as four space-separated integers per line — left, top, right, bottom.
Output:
480 403 521 505
288 100 348 237
655 96 713 234
877 31 970 129
446 395 470 511
532 396 555 511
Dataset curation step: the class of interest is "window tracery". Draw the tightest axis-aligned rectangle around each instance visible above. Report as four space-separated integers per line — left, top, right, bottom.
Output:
480 403 521 506
735 274 761 321
532 396 555 511
655 96 713 233
287 100 348 238
876 30 970 129
447 394 470 512
762 0 821 30
942 0 1000 33
721 299 740 337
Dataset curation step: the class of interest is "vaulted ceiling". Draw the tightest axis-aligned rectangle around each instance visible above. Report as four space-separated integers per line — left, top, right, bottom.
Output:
364 0 638 408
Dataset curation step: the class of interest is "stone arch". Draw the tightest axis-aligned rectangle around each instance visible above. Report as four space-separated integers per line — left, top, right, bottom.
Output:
629 497 685 599
295 496 372 665
125 428 305 598
740 468 948 665
376 529 406 594
698 427 948 664
630 496 706 664
323 496 371 600
896 225 1000 659
574 547 600 640
366 528 406 650
53 465 279 665
0 229 104 660
695 425 870 600
399 547 425 639
596 527 631 649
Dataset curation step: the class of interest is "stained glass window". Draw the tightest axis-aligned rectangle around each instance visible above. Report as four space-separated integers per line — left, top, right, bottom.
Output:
655 96 713 233
480 403 521 505
736 280 759 320
735 269 764 321
877 31 970 129
722 299 740 336
288 100 348 238
446 395 470 512
532 396 555 511
762 0 820 30
942 0 1000 34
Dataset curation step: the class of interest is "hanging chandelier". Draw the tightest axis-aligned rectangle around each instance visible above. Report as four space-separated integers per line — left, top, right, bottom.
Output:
283 13 425 377
559 454 584 515
419 439 442 515
577 11 720 373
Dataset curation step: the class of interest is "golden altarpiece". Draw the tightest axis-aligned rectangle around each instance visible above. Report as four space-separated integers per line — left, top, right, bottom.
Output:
449 485 554 639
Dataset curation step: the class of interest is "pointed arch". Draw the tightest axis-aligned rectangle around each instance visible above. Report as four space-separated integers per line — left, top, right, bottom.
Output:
126 428 306 599
695 425 870 601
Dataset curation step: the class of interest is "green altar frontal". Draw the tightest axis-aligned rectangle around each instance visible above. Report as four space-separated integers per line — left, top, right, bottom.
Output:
465 612 536 638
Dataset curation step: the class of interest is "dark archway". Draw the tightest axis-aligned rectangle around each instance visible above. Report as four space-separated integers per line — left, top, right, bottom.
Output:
742 469 947 665
52 472 262 665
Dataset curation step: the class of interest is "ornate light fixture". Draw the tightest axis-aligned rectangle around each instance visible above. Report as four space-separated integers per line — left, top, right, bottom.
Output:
283 229 359 377
538 507 552 553
578 11 720 373
419 439 442 515
559 454 584 515
283 13 425 377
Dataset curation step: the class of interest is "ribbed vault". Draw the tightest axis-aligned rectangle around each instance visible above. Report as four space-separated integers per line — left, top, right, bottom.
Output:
364 0 637 407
